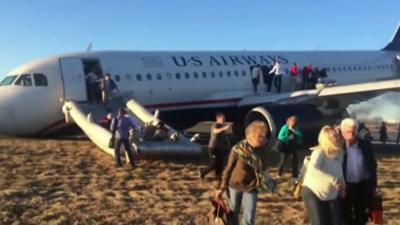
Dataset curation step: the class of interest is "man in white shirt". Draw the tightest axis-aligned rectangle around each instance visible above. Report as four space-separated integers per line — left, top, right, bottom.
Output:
269 61 285 93
340 118 377 225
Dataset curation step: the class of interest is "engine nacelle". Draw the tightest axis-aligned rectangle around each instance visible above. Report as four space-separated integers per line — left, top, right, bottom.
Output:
245 104 336 146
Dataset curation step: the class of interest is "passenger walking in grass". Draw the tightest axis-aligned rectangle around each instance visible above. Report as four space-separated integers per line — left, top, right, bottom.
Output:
199 113 230 186
216 120 271 225
277 116 303 182
111 108 136 168
302 126 345 225
340 118 377 225
379 121 387 144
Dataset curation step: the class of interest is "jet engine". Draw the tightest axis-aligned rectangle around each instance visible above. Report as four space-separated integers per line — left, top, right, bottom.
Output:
244 104 336 146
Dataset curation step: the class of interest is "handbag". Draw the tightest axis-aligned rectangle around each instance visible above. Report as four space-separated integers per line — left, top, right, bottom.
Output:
292 178 303 200
292 156 310 200
209 198 232 225
369 191 383 224
108 136 115 148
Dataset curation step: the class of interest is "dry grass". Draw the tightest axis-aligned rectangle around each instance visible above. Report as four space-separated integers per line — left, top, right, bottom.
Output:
0 137 399 225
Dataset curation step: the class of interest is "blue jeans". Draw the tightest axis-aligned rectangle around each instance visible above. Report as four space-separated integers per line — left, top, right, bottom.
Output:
302 186 341 225
229 187 258 225
114 138 135 168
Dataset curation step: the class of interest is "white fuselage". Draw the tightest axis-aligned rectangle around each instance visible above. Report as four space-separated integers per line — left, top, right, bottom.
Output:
0 50 398 136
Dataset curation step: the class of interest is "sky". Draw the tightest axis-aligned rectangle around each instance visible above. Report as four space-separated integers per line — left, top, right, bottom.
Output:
0 0 399 76
0 1 399 122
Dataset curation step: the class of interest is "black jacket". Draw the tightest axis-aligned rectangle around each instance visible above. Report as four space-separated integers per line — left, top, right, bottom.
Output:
342 139 377 189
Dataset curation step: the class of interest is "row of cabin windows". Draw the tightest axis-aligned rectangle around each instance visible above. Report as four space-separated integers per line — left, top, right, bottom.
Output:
325 64 393 73
0 74 48 87
112 63 395 83
114 70 248 82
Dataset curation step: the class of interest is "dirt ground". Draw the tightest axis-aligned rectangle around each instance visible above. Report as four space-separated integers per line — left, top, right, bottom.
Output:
0 137 399 225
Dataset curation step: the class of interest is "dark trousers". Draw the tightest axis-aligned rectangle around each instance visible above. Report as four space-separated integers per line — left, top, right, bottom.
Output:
302 186 341 225
397 132 400 145
274 75 282 93
301 74 308 89
277 151 298 178
114 138 135 168
264 74 274 92
341 180 373 225
251 78 259 93
201 148 227 180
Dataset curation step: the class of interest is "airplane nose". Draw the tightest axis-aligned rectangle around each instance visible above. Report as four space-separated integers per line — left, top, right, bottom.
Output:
0 89 17 135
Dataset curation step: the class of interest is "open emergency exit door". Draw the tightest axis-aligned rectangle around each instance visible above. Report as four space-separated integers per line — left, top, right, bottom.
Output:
59 58 87 102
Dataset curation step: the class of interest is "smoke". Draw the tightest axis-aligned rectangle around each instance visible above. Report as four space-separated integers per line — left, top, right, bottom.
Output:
348 92 400 123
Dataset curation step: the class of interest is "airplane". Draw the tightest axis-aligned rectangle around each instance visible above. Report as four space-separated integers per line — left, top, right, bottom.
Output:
1 24 400 143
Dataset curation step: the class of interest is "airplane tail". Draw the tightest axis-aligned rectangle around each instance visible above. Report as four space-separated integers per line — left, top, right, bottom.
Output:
382 23 400 51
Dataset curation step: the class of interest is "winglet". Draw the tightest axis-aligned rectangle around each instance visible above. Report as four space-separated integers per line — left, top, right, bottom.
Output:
382 23 400 51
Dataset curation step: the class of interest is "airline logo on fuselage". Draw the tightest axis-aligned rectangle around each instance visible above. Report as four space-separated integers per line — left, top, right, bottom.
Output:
171 55 289 67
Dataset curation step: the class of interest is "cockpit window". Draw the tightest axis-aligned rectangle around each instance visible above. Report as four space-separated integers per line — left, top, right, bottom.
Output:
15 74 33 86
0 75 17 86
33 73 48 86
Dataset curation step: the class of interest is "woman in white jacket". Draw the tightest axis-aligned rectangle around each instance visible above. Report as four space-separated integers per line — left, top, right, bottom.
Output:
301 126 345 225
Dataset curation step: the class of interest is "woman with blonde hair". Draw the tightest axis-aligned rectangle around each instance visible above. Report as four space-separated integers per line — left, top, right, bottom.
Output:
301 126 345 225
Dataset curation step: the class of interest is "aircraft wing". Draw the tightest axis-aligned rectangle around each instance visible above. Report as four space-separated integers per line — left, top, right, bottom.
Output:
238 79 400 107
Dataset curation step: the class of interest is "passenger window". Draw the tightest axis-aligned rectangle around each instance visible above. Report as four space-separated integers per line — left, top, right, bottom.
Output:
136 74 142 81
175 73 181 80
226 71 231 77
219 71 223 78
33 73 48 86
337 67 341 72
156 73 162 80
358 66 362 71
242 70 246 76
15 74 33 86
193 72 199 79
390 64 394 70
146 73 152 81
353 66 357 71
185 72 190 79
343 67 347 72
202 72 207 78
166 73 172 80
332 67 336 72
348 66 352 71
115 75 120 82
234 70 239 77
125 74 132 82
211 72 216 78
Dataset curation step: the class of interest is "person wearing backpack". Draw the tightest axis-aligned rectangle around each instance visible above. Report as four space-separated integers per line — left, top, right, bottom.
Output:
302 126 345 225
